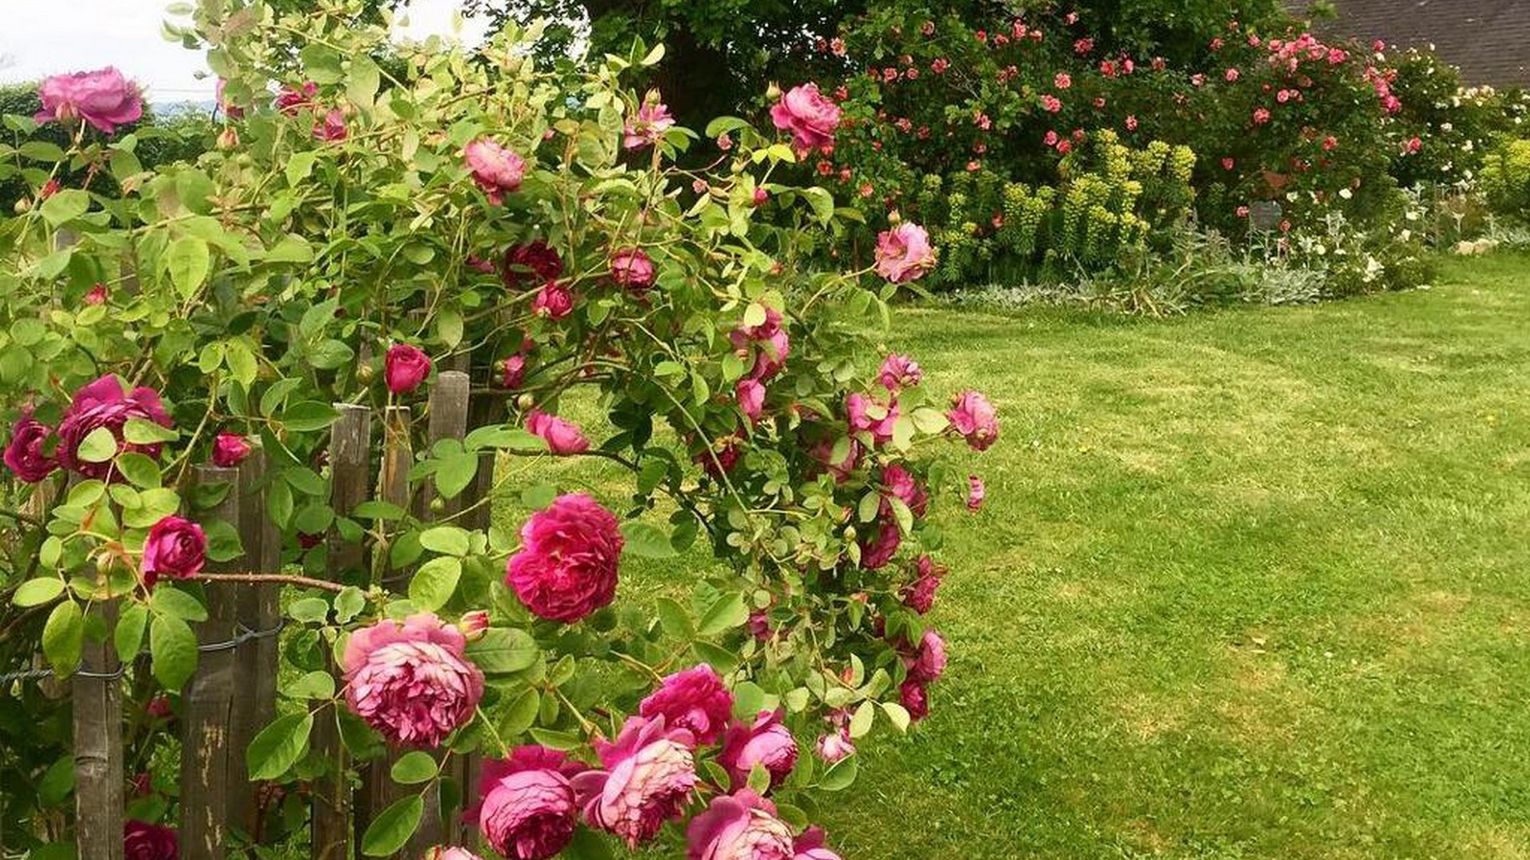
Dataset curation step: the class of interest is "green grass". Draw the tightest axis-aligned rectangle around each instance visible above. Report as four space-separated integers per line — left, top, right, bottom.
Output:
815 253 1530 859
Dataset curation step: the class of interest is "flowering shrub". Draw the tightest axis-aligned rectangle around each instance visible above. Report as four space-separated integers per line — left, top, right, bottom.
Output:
0 2 994 857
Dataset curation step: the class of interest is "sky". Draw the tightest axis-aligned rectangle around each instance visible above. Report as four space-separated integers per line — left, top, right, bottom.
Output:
0 0 492 103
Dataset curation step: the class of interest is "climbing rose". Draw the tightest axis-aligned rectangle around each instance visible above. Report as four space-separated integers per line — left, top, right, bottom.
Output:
4 413 56 483
814 730 855 764
57 375 173 481
211 433 252 468
314 108 348 141
684 790 794 860
504 241 564 289
610 248 656 292
85 283 109 305
342 612 484 747
846 393 899 446
859 515 901 570
141 516 206 591
882 463 928 518
770 83 841 152
531 281 574 319
474 746 585 860
874 223 935 283
947 390 999 451
502 354 527 389
899 679 929 722
793 828 844 860
877 354 922 391
465 139 527 205
809 436 860 484
385 344 432 394
901 555 946 614
967 475 986 511
506 493 621 622
623 95 675 149
572 716 697 846
275 81 318 114
525 410 590 455
427 849 482 860
906 629 947 683
122 820 177 860
640 665 735 744
36 68 142 134
215 78 244 119
736 379 765 423
718 710 798 790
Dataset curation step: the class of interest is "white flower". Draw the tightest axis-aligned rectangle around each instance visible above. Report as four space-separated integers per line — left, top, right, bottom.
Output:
1339 188 1353 200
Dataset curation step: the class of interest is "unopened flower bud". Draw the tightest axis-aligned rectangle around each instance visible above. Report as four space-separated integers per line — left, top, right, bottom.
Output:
356 363 375 383
516 393 535 411
766 81 782 101
216 127 240 150
458 610 490 641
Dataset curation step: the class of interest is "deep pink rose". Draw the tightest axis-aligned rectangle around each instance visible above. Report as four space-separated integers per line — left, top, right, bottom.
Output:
141 515 207 589
145 694 173 720
718 710 798 790
899 679 929 722
502 354 528 389
123 820 177 860
531 282 574 319
275 81 318 115
314 109 348 141
748 610 773 642
216 79 244 120
881 463 928 518
875 223 935 283
793 827 844 860
905 629 947 684
846 393 899 446
211 432 252 468
504 241 564 289
967 474 986 511
473 746 585 860
901 555 946 615
385 344 432 394
730 308 791 381
85 283 109 305
342 613 485 748
695 435 744 479
610 248 655 293
465 139 527 205
57 374 173 481
36 68 142 134
624 96 675 150
947 390 998 451
808 436 860 484
640 665 734 745
814 730 854 764
525 410 589 455
506 493 621 622
4 413 57 483
684 790 794 860
859 515 901 570
877 354 922 391
770 84 841 152
736 379 765 423
572 716 697 847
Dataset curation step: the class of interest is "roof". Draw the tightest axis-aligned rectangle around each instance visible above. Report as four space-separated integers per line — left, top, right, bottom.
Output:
1288 0 1530 86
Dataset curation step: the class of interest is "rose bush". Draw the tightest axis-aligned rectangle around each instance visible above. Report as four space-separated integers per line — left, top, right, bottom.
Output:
0 2 993 857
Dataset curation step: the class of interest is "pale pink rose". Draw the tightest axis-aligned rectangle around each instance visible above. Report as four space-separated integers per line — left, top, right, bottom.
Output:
57 375 173 481
901 555 946 614
36 68 142 134
525 410 589 455
793 827 844 860
882 463 928 518
1252 108 1271 125
531 282 574 319
624 94 675 149
572 716 698 847
967 475 986 511
875 223 935 283
736 379 765 423
342 613 484 748
1225 67 1240 82
122 820 177 860
946 390 998 451
770 84 841 152
640 664 735 744
905 629 947 684
385 344 432 394
465 139 527 205
1054 72 1072 89
684 790 794 860
505 493 621 622
211 432 252 468
472 746 585 860
877 354 922 391
610 248 656 293
141 515 206 590
814 730 855 764
718 710 798 790
4 413 57 483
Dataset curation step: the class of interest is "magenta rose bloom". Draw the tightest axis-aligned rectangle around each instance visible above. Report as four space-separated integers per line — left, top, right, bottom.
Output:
730 308 791 381
123 820 177 860
793 827 845 860
901 555 947 615
846 393 899 446
465 138 527 205
770 83 841 153
967 474 986 511
215 79 244 120
718 710 798 790
506 493 622 623
141 515 207 589
427 849 482 860
947 390 998 451
504 241 564 289
36 68 143 134
211 432 252 468
808 436 860 485
314 108 348 141
877 354 923 391
735 379 765 424
385 344 432 394
341 613 485 748
859 515 901 571
639 664 734 745
275 81 318 115
899 679 929 722
473 746 585 860
875 223 936 283
572 716 698 847
814 730 854 765
881 463 928 518
4 413 57 483
623 95 675 150
57 374 173 481
685 790 794 860
502 354 528 389
905 629 947 684
610 248 656 293
531 282 574 319
525 410 589 455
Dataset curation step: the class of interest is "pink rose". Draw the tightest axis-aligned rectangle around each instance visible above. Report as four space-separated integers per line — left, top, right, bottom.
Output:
216 79 244 120
1253 108 1271 125
946 390 998 451
793 827 844 860
905 629 947 683
123 820 177 860
427 849 482 860
610 248 656 293
525 410 589 455
314 108 348 141
695 435 744 479
718 710 798 790
735 379 765 424
385 344 432 394
141 515 206 590
85 283 109 305
874 223 935 283
473 746 585 860
4 413 57 483
899 679 929 722
814 730 855 764
882 463 928 518
275 81 318 115
967 474 986 511
506 493 621 622
145 694 173 720
342 613 484 747
859 515 901 570
502 354 528 389
211 432 252 468
36 68 143 134
770 84 841 153
624 94 675 150
57 375 173 481
730 308 791 381
684 790 794 860
532 282 574 319
901 555 946 615
572 716 697 846
1054 72 1072 89
846 393 899 446
504 241 565 289
465 139 527 205
640 664 735 744
877 354 922 391
809 436 860 484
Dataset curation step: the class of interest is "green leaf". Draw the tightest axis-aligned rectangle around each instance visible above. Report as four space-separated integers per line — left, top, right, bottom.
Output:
880 701 912 733
334 586 366 623
818 753 859 791
434 452 479 499
655 597 694 638
500 688 540 737
149 586 208 622
76 426 118 464
697 591 749 636
42 601 84 674
285 670 335 699
116 453 162 488
848 700 876 739
408 557 462 612
166 236 211 298
419 526 471 557
283 401 340 433
389 751 438 785
204 520 244 563
289 597 330 624
115 603 150 664
347 55 382 109
360 794 423 857
562 828 617 860
465 628 538 674
527 728 582 750
12 577 65 607
247 712 314 781
149 614 198 690
40 189 90 227
619 521 676 559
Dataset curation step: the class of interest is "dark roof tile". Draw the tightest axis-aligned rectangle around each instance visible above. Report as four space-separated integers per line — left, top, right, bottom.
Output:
1288 0 1530 86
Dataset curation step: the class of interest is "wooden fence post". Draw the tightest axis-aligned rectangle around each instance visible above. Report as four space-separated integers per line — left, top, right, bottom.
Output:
227 446 281 844
73 602 123 860
179 465 241 860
